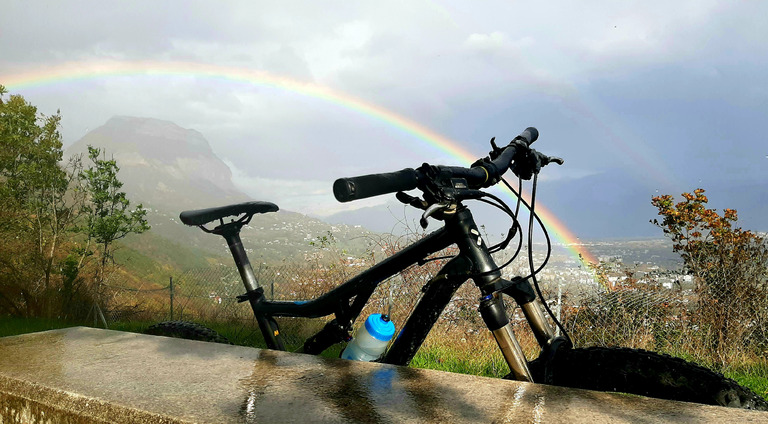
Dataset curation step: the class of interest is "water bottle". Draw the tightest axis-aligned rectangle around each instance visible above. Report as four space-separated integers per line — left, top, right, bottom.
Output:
341 313 395 361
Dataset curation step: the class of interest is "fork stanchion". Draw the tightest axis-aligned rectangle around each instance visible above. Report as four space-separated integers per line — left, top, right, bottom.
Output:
520 299 556 348
479 294 533 382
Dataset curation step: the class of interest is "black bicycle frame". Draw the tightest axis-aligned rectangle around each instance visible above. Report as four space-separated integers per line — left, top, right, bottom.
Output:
221 204 556 376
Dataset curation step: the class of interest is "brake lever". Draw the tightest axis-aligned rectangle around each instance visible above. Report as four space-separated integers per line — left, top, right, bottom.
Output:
396 191 428 210
514 150 565 179
420 202 451 229
544 156 565 166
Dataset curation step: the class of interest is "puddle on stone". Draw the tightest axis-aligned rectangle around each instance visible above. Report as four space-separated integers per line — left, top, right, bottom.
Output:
236 350 492 423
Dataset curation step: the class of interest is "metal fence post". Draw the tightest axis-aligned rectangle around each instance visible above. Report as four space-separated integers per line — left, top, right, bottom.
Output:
170 276 174 321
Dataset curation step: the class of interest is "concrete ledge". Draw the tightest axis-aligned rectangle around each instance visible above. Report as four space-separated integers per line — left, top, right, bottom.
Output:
1 327 767 423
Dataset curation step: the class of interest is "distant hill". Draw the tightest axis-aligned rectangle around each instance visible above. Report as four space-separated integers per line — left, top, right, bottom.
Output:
323 201 421 234
542 170 768 239
65 116 376 269
541 170 661 239
66 116 248 212
64 116 765 271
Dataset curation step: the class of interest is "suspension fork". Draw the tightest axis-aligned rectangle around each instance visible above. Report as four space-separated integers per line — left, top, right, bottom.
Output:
481 285 559 381
479 294 532 381
449 207 556 382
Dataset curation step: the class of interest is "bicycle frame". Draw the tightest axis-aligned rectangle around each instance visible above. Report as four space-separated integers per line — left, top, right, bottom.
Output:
218 204 558 382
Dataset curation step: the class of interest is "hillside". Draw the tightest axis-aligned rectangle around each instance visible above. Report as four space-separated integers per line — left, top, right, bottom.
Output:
65 116 376 276
66 116 248 211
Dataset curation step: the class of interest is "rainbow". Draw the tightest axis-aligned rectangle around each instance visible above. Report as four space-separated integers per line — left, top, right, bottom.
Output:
2 60 601 272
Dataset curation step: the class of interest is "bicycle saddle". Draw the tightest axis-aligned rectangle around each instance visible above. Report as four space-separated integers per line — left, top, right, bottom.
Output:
179 201 279 226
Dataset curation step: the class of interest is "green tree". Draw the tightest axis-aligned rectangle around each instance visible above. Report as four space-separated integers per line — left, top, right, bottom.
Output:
1 85 148 318
0 85 85 316
652 189 768 363
79 146 150 286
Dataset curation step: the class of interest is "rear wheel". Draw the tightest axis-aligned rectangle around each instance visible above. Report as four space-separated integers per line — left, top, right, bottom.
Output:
145 321 232 344
527 347 767 410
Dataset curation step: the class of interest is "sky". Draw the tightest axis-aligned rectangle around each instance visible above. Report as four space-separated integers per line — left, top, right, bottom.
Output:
2 1 766 238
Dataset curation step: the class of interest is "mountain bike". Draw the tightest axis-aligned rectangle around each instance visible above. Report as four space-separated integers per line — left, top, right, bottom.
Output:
147 127 767 410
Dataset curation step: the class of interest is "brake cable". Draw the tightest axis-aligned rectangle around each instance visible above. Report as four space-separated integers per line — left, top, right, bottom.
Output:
474 195 522 256
524 173 573 346
489 177 524 254
476 197 522 254
417 191 522 266
501 177 552 274
469 178 549 280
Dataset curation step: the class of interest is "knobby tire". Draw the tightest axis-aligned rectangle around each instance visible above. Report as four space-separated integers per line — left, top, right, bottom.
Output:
145 321 232 344
527 346 767 410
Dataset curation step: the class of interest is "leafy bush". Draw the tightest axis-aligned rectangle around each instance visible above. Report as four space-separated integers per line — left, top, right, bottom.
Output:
652 189 768 365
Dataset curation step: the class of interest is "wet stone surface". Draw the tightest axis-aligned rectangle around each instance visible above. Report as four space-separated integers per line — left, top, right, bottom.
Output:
1 327 767 423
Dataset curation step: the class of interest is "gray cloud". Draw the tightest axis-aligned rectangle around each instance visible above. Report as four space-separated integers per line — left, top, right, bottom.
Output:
2 0 766 226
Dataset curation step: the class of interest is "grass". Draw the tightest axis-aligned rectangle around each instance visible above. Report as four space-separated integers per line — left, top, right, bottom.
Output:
0 316 77 337
2 316 766 402
410 344 509 378
724 364 768 400
656 347 768 401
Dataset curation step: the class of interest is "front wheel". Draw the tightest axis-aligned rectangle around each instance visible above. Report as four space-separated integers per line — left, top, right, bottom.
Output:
527 347 767 410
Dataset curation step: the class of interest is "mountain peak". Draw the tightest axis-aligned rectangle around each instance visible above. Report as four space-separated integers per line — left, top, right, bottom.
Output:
82 116 213 160
66 116 248 211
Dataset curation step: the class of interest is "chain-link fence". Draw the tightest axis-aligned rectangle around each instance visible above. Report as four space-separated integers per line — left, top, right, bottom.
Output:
100 255 768 373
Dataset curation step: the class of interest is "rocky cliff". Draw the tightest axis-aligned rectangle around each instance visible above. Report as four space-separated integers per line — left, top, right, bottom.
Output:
66 116 248 211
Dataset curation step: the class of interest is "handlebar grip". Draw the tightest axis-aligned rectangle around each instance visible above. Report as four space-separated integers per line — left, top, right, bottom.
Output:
516 127 539 146
333 168 419 202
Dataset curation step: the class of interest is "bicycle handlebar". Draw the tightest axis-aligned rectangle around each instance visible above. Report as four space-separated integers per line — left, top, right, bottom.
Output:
334 168 419 203
515 127 538 146
333 127 548 203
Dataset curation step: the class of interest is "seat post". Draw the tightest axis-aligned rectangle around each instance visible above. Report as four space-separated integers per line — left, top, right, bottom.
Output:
218 224 260 292
216 222 286 351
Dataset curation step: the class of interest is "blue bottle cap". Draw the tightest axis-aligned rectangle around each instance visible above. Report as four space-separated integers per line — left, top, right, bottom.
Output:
365 313 396 341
